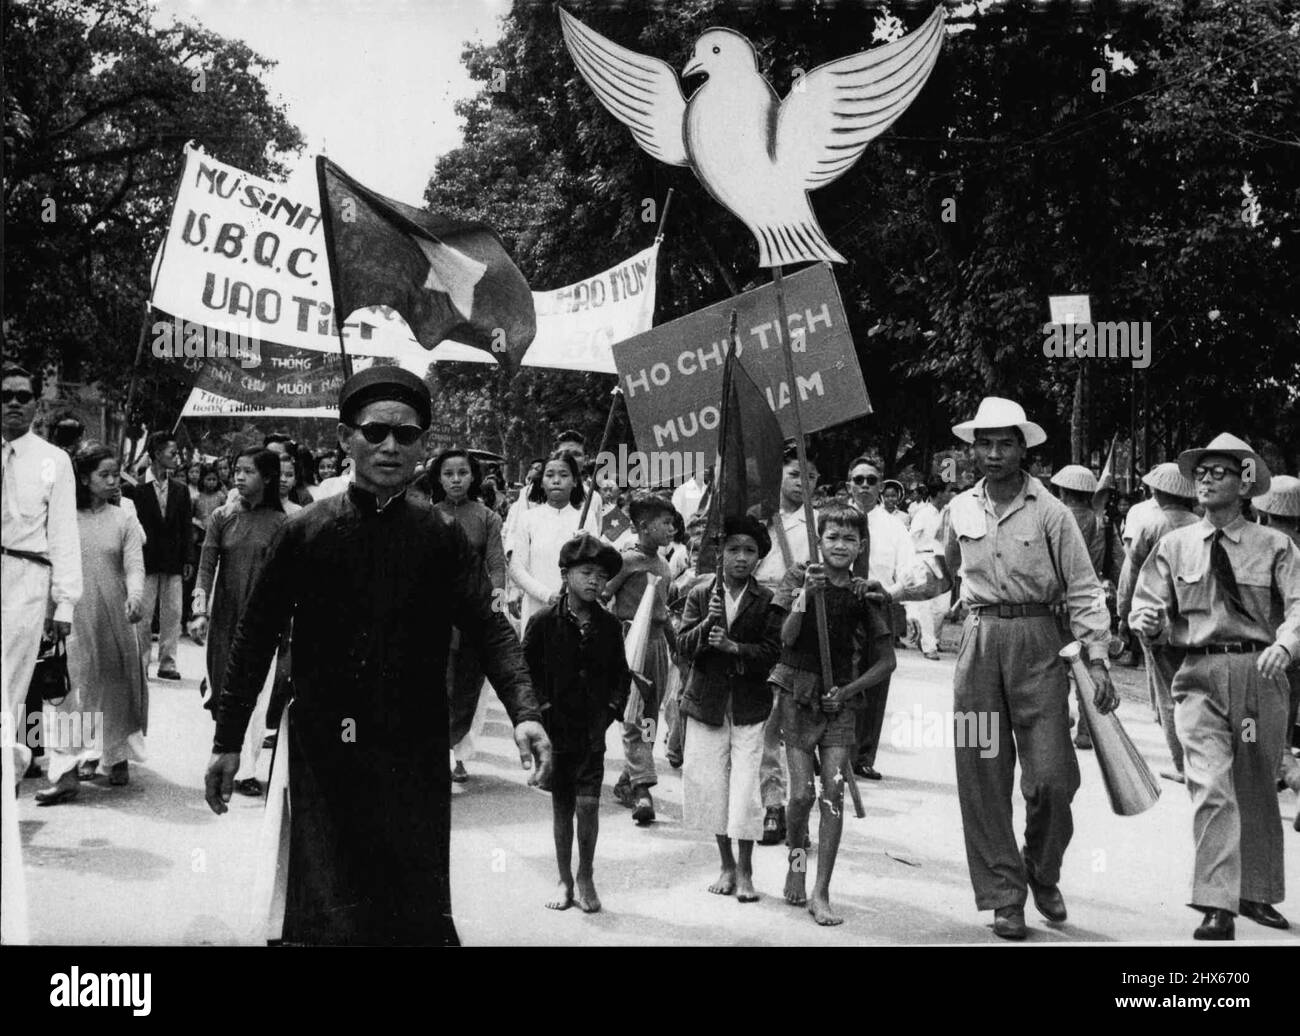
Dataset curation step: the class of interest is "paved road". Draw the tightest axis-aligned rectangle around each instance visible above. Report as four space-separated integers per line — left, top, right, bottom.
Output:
14 634 1300 945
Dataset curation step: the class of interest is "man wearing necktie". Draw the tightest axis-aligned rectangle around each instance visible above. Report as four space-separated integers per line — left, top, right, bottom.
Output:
2 365 82 790
1131 433 1300 940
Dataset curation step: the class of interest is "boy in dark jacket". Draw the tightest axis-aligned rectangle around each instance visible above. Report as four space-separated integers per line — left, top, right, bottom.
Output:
679 516 783 902
523 533 630 913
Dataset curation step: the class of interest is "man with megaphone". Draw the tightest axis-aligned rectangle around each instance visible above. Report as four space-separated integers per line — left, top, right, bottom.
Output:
866 397 1116 940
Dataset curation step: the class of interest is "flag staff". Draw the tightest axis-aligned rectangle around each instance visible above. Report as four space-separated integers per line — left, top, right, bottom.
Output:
118 144 192 466
771 262 863 820
577 386 623 529
315 155 354 381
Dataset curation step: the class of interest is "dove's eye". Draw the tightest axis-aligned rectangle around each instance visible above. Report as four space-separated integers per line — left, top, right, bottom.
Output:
712 45 720 54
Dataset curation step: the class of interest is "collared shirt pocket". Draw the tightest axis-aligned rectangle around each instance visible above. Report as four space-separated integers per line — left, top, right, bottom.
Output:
1173 569 1212 616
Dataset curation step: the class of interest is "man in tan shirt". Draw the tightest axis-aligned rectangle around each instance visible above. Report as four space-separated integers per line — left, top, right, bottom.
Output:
1131 433 1299 940
875 397 1116 940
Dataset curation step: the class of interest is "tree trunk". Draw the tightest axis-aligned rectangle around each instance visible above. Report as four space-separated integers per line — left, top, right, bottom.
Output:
1070 362 1087 464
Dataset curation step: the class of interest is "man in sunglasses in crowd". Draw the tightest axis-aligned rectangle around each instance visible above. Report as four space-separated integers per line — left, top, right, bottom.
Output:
1130 433 1299 940
2 364 82 790
844 456 918 780
204 365 551 945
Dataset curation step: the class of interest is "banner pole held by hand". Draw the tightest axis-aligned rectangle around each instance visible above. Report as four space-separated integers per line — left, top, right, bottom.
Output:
578 385 623 529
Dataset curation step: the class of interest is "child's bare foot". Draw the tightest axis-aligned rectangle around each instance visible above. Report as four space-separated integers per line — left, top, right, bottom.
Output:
808 893 843 926
736 872 759 903
783 867 807 906
545 882 574 910
708 867 737 896
574 875 601 913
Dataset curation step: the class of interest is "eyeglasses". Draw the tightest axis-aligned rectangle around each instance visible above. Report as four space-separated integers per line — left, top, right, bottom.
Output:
351 422 424 446
2 390 35 404
850 474 880 486
1193 464 1241 482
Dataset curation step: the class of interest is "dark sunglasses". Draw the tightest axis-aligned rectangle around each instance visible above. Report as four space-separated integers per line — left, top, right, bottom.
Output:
850 474 880 486
351 421 424 446
1192 464 1241 482
2 390 35 404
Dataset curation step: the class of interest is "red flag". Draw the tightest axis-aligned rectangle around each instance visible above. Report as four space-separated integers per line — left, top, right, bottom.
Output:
316 157 536 372
696 337 785 572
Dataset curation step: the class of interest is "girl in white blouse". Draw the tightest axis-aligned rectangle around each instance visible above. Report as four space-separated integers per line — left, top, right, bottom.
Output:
507 452 601 631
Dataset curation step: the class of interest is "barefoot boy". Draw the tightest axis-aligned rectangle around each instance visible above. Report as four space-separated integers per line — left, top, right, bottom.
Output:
679 516 783 902
770 504 895 925
523 533 631 913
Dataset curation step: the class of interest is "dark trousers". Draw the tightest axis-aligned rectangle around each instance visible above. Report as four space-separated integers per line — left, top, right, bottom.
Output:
854 674 893 768
447 633 486 747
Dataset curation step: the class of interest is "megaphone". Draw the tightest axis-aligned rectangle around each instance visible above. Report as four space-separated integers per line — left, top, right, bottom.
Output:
1060 641 1161 816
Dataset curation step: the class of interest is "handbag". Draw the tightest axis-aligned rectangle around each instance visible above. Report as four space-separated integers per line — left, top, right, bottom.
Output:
30 633 70 706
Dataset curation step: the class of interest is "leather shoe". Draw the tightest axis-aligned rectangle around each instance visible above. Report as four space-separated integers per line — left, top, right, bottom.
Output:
631 787 655 825
993 906 1027 940
853 763 882 780
1239 900 1289 930
1027 873 1067 923
1193 909 1235 940
1074 733 1093 750
761 806 786 845
35 773 79 806
156 668 182 681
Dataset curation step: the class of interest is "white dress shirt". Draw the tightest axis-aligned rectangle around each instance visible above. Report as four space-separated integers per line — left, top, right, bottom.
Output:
866 503 916 583
909 501 943 554
755 506 811 590
672 476 707 523
2 431 83 622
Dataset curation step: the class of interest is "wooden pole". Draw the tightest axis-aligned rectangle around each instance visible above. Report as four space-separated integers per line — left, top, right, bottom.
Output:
577 385 623 529
653 187 675 243
770 265 862 819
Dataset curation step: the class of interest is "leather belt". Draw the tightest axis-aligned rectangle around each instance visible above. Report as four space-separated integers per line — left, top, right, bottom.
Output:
1 546 52 568
1184 641 1269 656
969 602 1055 619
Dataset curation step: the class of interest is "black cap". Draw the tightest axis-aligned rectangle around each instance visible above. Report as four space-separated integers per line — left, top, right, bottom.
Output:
339 365 432 429
722 514 771 558
558 532 622 579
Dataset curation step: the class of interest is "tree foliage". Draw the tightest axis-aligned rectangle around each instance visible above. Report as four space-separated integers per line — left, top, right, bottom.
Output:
425 0 1299 477
3 0 304 430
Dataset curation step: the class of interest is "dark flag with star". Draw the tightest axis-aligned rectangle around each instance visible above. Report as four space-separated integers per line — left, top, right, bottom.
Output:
316 157 536 373
696 331 785 573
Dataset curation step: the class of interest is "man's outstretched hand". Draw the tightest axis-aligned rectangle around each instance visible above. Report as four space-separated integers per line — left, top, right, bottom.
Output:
515 720 552 787
204 752 241 814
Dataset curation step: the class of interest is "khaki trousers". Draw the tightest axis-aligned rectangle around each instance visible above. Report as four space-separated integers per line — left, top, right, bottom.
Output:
953 612 1079 911
1172 653 1287 911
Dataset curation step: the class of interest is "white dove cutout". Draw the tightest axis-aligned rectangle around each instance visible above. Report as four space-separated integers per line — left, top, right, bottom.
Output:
560 5 945 268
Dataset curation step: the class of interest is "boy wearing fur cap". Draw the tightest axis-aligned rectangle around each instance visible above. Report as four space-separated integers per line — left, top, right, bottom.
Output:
679 515 784 901
523 533 631 913
1131 434 1300 938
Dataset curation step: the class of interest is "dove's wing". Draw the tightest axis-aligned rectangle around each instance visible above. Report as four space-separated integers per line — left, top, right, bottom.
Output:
559 7 689 167
775 4 945 190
